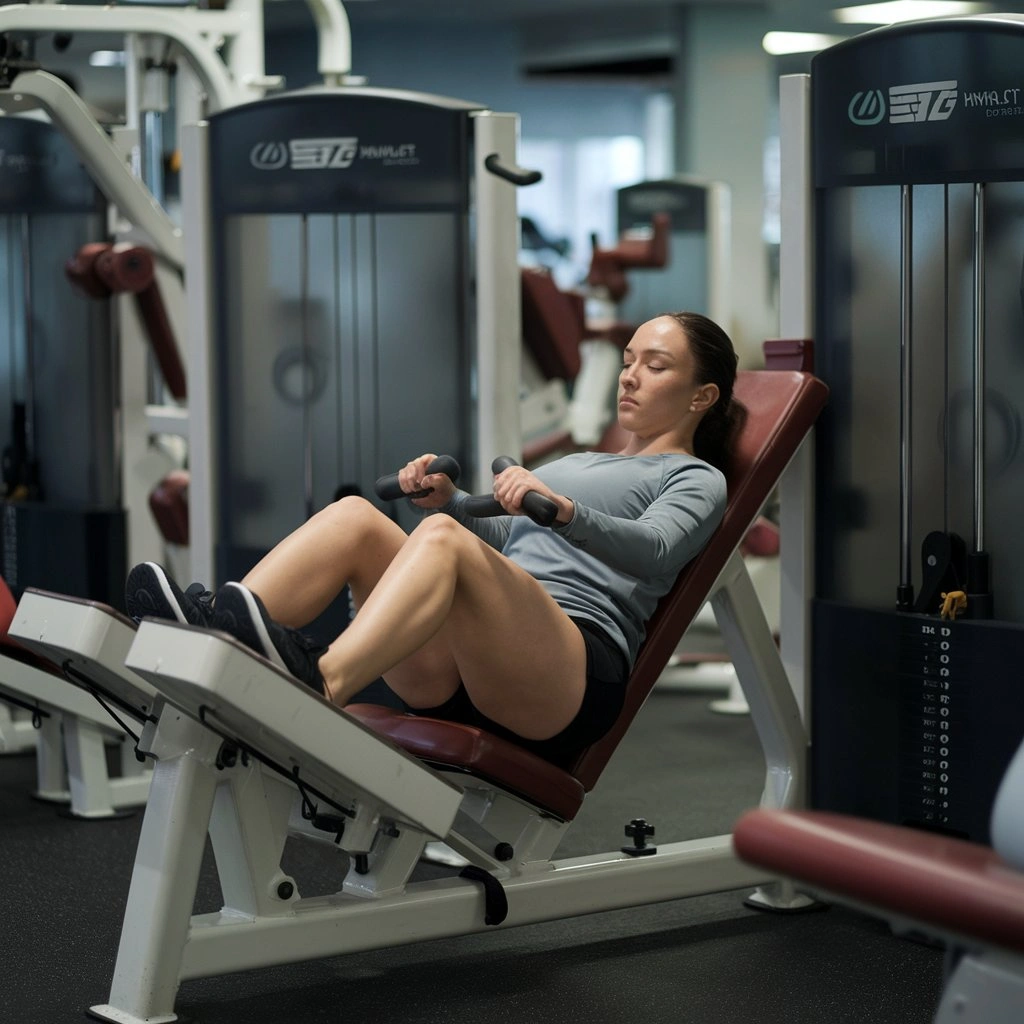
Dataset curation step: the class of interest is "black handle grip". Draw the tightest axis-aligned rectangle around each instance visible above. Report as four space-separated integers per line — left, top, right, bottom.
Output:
463 456 559 528
484 153 542 187
374 455 460 501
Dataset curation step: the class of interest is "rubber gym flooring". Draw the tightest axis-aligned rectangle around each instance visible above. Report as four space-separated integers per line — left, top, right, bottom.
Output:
2 684 945 1024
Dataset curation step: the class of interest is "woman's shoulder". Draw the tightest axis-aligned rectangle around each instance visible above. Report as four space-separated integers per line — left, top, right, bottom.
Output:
660 454 727 502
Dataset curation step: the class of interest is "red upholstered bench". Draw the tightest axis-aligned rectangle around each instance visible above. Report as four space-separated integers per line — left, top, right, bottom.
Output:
348 368 829 821
733 808 1024 955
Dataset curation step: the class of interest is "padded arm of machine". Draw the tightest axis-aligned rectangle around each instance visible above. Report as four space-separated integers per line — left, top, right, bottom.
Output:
66 243 187 401
586 212 671 302
733 730 1024 954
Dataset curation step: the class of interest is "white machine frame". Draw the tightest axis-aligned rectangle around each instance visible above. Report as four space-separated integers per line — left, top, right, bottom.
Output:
0 0 357 579
11 534 810 1024
0 649 150 816
0 0 354 782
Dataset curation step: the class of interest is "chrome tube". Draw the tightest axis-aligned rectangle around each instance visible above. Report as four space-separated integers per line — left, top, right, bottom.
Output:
300 214 314 521
972 182 986 554
898 185 913 605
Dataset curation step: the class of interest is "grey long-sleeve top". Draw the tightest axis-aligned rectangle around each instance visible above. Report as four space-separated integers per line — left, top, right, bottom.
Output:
437 451 727 670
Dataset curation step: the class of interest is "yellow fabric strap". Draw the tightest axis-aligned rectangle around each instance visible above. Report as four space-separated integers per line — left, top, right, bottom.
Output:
940 590 967 621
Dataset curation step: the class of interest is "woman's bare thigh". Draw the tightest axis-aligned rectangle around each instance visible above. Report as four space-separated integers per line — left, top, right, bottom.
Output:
432 523 588 740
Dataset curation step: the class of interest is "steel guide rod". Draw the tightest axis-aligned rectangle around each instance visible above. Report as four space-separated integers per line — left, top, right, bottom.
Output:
301 214 314 521
898 184 914 609
972 182 986 555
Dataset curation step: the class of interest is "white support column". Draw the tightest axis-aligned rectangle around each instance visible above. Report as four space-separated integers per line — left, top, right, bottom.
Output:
91 705 223 1024
0 705 37 753
62 714 115 818
33 713 68 802
180 121 217 588
208 765 299 917
711 550 806 814
778 74 815 729
712 548 816 911
470 111 523 491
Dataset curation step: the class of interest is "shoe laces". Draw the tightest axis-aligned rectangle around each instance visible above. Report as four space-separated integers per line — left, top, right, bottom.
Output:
185 582 215 610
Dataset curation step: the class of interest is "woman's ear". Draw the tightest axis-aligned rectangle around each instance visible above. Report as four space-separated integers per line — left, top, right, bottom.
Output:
690 382 720 414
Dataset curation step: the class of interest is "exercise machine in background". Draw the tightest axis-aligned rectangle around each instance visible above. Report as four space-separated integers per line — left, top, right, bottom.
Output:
616 176 730 331
519 212 669 461
784 14 1024 842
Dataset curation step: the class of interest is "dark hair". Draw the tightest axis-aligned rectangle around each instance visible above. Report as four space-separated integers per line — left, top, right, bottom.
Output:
665 311 742 473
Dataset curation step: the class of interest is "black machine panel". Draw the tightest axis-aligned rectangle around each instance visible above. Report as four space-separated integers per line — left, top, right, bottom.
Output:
0 118 120 608
812 601 1024 843
813 17 1024 186
209 87 480 215
207 89 481 643
810 18 1024 844
0 117 104 214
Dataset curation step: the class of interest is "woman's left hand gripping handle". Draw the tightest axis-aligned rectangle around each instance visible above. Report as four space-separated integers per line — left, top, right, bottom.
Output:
374 455 461 509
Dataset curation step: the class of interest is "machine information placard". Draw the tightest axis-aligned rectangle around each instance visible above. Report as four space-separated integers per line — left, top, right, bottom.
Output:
899 619 968 834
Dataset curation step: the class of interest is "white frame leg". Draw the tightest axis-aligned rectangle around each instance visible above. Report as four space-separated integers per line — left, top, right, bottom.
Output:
90 703 224 1024
711 550 816 910
0 704 39 753
33 711 69 802
63 714 118 818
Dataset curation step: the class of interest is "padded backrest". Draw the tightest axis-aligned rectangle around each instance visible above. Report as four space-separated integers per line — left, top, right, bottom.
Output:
520 267 584 381
569 369 829 791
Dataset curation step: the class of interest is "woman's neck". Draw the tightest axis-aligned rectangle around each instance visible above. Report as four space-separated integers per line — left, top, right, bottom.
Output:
620 430 695 457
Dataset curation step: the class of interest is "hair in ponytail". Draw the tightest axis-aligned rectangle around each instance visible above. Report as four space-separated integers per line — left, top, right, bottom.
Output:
665 311 743 474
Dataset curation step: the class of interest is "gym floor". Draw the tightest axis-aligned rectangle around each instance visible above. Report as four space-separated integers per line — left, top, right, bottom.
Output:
2 686 944 1024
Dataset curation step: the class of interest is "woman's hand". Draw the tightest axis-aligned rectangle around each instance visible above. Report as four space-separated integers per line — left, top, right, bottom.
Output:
399 453 457 509
492 465 574 524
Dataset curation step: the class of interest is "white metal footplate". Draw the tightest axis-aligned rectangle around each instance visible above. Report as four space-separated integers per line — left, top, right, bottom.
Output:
124 618 464 839
4 590 155 816
9 589 159 720
0 650 135 731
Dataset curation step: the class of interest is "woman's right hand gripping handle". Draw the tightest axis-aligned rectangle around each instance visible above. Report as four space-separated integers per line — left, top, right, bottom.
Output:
374 454 461 509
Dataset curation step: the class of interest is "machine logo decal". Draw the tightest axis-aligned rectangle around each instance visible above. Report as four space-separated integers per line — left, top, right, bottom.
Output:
0 149 57 173
889 80 958 123
289 137 359 170
249 142 289 170
249 138 420 170
848 89 885 125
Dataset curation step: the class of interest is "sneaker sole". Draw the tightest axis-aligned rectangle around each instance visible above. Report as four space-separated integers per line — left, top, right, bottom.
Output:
129 562 188 623
219 582 288 673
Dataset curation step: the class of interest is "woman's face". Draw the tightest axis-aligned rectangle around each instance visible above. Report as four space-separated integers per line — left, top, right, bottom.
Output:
617 317 717 440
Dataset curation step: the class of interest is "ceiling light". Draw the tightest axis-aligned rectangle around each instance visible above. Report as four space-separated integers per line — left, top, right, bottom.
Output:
762 32 846 55
834 2 990 24
89 50 126 68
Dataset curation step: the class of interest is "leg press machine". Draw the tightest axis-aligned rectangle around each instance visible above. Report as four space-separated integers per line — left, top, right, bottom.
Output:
9 369 827 1023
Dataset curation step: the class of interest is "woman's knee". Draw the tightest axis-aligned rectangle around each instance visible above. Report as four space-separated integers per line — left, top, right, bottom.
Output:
319 494 385 534
409 513 467 547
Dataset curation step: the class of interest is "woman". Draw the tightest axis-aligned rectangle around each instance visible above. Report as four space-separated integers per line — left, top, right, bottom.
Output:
127 311 739 767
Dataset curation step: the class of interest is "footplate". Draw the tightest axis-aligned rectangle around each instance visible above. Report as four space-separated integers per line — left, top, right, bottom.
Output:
9 589 158 721
125 619 463 839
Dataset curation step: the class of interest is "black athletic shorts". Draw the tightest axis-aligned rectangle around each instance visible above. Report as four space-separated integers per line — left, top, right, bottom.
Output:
403 617 629 769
